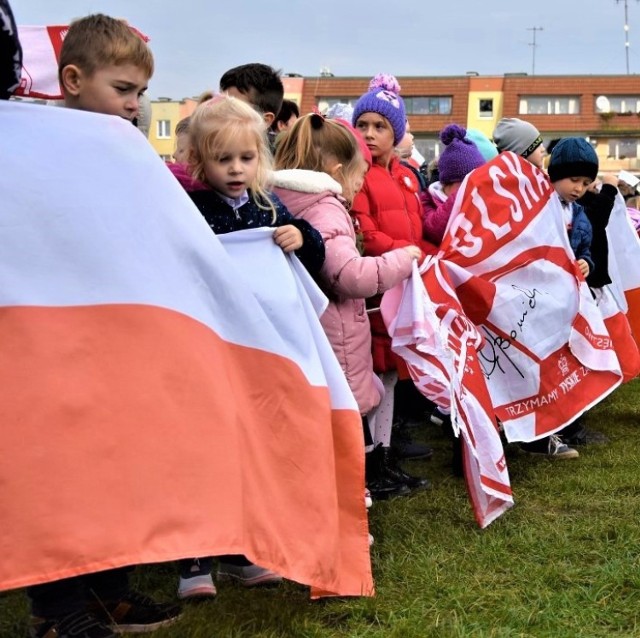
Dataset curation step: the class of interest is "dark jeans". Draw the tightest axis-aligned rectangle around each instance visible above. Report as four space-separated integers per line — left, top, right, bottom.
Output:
178 554 252 578
27 567 131 619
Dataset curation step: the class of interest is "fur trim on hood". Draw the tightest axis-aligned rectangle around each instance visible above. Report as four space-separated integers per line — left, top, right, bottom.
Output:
271 169 342 195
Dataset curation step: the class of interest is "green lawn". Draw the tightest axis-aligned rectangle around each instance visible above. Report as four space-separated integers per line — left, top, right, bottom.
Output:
2 380 638 637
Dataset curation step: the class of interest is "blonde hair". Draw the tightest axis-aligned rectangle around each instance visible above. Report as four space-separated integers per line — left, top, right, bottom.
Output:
58 14 153 82
627 196 640 210
187 95 275 220
274 113 364 203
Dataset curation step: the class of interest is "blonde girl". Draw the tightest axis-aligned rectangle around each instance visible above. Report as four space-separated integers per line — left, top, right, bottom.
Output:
169 96 324 600
167 95 324 272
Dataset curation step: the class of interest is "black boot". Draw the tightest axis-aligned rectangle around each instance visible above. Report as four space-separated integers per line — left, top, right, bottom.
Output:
391 422 433 460
365 446 410 501
380 446 431 491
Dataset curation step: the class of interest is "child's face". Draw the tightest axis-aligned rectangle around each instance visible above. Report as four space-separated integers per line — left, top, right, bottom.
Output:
553 176 593 203
527 144 546 169
62 63 149 120
173 132 190 163
202 131 259 198
355 113 395 164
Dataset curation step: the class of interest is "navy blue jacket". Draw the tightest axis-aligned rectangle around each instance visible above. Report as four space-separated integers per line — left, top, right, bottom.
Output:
567 201 594 273
187 188 325 276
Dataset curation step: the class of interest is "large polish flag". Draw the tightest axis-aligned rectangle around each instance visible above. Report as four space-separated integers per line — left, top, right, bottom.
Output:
0 101 373 598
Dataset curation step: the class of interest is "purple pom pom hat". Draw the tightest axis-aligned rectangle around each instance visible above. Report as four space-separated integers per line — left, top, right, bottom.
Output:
352 73 406 146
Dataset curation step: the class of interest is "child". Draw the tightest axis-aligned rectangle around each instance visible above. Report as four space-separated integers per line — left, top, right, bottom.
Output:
270 98 299 134
170 95 325 599
351 74 436 495
421 124 485 245
626 195 640 235
271 113 422 499
493 117 546 169
172 116 190 163
26 14 182 638
219 62 283 128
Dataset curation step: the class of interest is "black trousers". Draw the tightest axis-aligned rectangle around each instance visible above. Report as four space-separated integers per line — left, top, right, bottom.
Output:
27 567 131 619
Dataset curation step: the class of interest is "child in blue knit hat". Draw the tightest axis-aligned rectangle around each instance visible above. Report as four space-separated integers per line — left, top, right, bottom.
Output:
520 137 598 460
547 137 597 279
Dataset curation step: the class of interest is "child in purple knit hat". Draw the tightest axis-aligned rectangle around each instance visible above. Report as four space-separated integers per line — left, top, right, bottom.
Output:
421 124 485 245
352 74 406 146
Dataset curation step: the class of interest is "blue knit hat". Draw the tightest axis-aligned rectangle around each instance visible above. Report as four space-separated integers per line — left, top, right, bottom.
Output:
437 124 486 185
548 137 598 183
352 74 406 146
465 129 499 162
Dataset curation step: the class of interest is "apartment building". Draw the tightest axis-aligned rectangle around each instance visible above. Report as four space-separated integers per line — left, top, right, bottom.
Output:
294 73 640 174
148 73 640 175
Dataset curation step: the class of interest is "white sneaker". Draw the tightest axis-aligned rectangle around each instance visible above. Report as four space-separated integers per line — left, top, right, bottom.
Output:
177 573 217 600
365 488 373 509
217 562 282 587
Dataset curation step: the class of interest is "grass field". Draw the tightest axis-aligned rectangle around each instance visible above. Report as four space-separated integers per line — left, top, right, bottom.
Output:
2 379 638 638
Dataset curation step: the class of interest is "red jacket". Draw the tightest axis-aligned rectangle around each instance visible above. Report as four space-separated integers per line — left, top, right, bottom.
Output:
351 158 437 372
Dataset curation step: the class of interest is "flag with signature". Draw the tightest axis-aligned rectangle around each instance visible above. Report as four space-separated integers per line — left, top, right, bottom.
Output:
382 153 624 525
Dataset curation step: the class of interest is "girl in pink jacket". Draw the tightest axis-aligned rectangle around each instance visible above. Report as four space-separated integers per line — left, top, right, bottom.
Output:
272 113 421 501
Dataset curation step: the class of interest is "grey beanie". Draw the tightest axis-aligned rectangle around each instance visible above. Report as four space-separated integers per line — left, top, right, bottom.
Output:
493 117 542 158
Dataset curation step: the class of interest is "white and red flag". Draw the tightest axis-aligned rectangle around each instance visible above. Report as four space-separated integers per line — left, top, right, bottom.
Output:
383 153 627 527
0 101 373 598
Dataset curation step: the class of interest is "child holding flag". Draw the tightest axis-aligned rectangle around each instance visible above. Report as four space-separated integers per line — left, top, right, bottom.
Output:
169 94 324 599
26 14 182 638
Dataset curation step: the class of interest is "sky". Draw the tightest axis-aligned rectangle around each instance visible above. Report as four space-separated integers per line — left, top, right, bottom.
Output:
13 0 640 100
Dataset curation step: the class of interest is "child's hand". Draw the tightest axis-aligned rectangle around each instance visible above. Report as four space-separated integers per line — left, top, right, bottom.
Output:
404 246 423 261
601 174 619 188
273 225 303 253
577 259 590 277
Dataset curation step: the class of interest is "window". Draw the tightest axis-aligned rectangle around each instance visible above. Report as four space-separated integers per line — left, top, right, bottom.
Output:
519 96 580 115
608 138 638 160
413 137 443 163
595 95 640 114
156 120 171 139
404 96 452 115
316 97 359 113
479 99 493 118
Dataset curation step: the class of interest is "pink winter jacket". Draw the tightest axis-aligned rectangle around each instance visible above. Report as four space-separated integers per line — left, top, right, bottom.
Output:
272 169 414 415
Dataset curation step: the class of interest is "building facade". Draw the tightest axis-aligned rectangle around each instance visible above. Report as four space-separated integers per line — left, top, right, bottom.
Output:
293 73 640 174
148 74 640 175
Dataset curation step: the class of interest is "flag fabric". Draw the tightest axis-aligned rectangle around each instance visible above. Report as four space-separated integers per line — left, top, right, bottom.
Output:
15 24 149 100
606 192 640 358
0 101 373 598
382 260 513 529
382 153 625 527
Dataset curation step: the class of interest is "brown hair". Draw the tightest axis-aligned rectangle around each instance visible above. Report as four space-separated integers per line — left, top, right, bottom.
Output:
58 14 154 82
188 95 276 220
274 113 365 202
